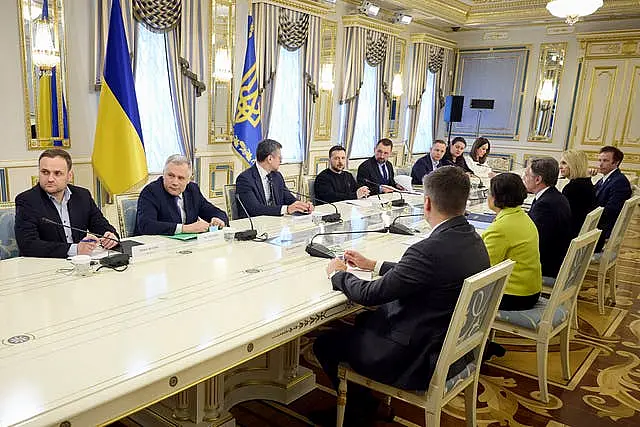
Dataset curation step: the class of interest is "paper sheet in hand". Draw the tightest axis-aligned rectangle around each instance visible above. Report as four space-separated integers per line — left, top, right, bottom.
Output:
347 267 373 281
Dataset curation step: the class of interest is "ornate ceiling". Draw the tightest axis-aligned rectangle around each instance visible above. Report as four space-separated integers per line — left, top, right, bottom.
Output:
343 0 640 31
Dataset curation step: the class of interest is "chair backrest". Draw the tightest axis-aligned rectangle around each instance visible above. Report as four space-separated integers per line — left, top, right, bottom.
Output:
114 193 140 238
0 202 18 260
578 206 604 236
544 229 601 327
224 184 239 220
427 260 515 398
305 176 316 203
601 195 639 262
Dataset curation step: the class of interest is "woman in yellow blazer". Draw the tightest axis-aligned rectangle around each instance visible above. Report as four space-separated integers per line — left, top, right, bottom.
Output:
483 173 542 310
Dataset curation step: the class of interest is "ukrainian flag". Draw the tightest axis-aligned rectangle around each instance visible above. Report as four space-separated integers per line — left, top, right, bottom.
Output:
36 0 67 146
92 0 147 195
233 15 262 165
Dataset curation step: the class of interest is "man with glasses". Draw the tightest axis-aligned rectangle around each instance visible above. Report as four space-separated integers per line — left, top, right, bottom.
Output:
235 139 313 217
135 155 228 235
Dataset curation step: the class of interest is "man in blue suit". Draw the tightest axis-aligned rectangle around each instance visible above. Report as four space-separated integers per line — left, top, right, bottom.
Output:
235 139 313 217
410 139 447 185
135 155 228 236
594 146 632 251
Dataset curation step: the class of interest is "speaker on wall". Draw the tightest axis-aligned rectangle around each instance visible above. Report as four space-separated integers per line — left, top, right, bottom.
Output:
444 95 464 123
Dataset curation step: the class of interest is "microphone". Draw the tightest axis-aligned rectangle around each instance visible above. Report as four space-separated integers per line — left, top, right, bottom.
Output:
305 228 388 258
364 179 407 207
40 217 120 244
234 194 259 241
388 214 424 236
289 190 341 223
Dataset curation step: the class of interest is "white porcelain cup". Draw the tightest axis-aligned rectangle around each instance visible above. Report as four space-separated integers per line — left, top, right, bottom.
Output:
70 255 92 276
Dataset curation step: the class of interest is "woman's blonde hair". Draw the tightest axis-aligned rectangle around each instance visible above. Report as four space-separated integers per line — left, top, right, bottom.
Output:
561 149 589 180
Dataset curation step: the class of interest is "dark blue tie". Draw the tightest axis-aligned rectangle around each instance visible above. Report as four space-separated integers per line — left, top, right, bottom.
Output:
595 178 604 197
381 164 388 184
266 173 276 206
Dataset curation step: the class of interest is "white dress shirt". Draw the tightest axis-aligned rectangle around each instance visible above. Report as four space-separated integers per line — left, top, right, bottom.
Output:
257 163 288 215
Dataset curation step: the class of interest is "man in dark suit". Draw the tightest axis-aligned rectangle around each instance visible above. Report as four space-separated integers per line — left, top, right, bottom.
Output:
524 157 572 278
594 146 632 251
410 139 447 185
356 138 404 195
314 167 490 423
135 155 228 236
235 139 313 217
314 145 370 204
15 148 118 258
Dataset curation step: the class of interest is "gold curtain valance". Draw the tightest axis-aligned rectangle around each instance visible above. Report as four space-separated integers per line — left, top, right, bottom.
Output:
133 0 182 32
278 10 309 51
410 33 456 51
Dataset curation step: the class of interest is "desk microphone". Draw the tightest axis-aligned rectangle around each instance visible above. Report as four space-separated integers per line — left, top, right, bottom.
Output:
289 190 341 223
40 217 121 244
41 217 130 267
234 194 259 241
306 228 388 258
364 179 407 207
388 214 424 236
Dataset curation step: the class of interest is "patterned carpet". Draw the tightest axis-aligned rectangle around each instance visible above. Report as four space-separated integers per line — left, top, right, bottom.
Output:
228 209 640 427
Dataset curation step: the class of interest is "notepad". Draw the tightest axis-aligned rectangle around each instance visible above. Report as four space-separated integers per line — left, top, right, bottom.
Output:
167 233 198 241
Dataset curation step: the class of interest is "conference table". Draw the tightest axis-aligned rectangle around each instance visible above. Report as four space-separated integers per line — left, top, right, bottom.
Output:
0 192 492 427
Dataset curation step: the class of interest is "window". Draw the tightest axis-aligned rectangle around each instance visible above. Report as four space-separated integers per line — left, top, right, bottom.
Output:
135 24 182 173
349 63 378 159
268 46 303 163
412 71 436 154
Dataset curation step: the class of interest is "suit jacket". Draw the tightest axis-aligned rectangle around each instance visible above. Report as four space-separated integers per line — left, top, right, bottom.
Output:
135 177 228 236
331 216 490 390
441 153 472 174
411 154 439 185
356 157 397 195
562 177 596 238
235 165 297 217
595 169 632 249
528 186 573 278
14 184 117 258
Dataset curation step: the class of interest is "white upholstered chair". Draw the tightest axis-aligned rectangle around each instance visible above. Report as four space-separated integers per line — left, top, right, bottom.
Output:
114 193 140 238
336 260 515 427
590 196 639 314
492 229 601 403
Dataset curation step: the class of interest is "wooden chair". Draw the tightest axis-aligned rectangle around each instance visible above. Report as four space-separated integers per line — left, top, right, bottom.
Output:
589 195 639 314
492 229 601 403
336 260 515 427
304 176 316 203
0 202 18 260
542 206 604 294
113 193 140 238
224 184 239 220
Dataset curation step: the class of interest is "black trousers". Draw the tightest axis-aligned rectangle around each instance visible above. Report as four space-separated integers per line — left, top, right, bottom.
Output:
499 292 540 311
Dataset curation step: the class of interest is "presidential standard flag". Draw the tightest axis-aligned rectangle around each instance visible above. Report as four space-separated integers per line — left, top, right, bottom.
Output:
92 0 147 194
233 15 262 165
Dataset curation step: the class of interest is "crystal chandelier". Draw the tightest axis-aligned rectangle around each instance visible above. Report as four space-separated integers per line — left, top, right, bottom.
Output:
31 0 59 69
546 0 603 26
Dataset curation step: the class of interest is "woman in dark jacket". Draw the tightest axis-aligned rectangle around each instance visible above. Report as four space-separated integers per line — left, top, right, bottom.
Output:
442 136 472 173
560 149 596 238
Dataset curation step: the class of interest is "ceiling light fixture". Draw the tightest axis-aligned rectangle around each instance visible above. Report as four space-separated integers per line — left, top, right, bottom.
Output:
393 13 412 25
358 1 380 17
546 0 603 26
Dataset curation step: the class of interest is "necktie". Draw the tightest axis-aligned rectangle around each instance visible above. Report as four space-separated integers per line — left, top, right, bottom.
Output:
175 196 185 223
266 173 276 206
595 178 603 197
382 164 388 184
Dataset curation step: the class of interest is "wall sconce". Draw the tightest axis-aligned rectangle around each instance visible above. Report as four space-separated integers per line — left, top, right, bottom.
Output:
213 47 233 81
319 63 334 91
32 0 59 69
537 78 555 110
391 73 403 97
358 1 380 17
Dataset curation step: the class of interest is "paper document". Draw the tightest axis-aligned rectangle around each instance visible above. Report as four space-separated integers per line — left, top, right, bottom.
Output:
347 267 373 281
167 233 198 241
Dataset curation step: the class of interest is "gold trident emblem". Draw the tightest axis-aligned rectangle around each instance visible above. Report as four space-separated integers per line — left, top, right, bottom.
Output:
235 63 261 127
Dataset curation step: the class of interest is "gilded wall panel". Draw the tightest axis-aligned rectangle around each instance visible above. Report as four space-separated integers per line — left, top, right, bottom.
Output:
583 67 617 145
620 65 640 147
209 162 235 199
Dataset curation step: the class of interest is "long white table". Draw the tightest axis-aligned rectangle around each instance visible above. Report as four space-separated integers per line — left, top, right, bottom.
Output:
0 194 444 427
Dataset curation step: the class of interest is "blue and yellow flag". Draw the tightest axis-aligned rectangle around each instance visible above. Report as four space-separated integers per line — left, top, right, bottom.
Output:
92 0 147 194
36 0 68 146
233 15 262 165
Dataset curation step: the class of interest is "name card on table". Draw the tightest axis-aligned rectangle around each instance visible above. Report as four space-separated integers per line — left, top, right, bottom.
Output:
131 242 166 260
197 230 224 244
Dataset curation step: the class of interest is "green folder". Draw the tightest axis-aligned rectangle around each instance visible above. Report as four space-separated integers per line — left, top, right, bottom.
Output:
167 233 198 241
